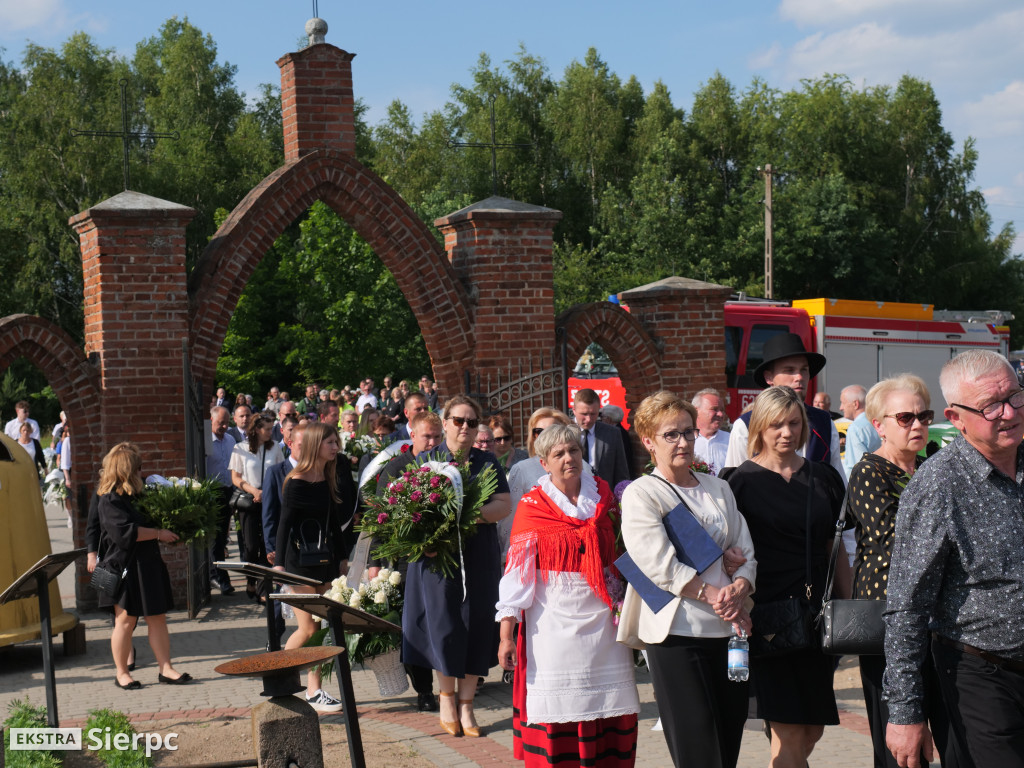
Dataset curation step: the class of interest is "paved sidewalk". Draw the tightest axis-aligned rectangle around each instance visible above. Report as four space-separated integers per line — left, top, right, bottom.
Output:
0 502 876 766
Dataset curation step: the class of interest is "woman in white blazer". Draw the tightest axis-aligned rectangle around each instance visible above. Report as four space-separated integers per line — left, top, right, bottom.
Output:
616 391 756 768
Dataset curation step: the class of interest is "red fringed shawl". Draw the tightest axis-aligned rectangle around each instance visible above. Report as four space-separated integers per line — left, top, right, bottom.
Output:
505 475 621 609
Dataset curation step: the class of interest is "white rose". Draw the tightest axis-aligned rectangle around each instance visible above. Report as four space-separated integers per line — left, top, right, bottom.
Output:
373 592 387 605
358 584 368 596
332 576 349 590
388 571 402 586
348 594 362 608
378 568 391 581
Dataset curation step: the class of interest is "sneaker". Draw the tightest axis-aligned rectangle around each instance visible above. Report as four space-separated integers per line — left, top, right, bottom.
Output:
305 689 343 713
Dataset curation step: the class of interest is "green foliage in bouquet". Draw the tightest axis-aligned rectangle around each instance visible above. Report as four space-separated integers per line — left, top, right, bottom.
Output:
358 456 499 578
136 477 223 545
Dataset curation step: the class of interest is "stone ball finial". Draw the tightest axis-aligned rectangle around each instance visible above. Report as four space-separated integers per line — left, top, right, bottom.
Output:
305 17 327 45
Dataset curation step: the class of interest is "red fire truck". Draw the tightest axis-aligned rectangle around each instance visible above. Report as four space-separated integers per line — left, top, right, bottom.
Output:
570 297 1012 423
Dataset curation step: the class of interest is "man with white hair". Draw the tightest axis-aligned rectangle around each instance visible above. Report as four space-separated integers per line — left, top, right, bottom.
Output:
691 388 729 473
885 350 1024 766
840 384 880 476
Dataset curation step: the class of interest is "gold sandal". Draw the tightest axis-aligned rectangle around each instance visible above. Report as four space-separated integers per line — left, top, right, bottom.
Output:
459 698 481 738
439 691 461 737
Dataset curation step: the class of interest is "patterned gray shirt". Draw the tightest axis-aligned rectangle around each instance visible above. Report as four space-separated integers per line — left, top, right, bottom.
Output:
883 434 1024 724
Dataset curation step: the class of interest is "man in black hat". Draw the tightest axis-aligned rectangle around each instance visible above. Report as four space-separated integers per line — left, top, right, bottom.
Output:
723 332 845 479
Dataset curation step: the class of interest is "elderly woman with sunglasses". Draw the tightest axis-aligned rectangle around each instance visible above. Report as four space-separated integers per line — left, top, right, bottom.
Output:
403 395 511 738
850 375 960 768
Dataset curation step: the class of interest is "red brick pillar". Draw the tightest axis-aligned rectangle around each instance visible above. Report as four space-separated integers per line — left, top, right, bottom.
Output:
618 276 732 398
70 190 196 476
434 197 562 427
277 44 357 161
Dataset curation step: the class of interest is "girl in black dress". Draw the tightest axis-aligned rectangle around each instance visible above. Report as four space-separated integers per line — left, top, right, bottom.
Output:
723 386 849 766
96 442 190 689
272 421 345 712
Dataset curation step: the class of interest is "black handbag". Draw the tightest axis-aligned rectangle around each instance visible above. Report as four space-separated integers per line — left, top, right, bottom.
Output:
229 448 266 512
748 462 818 658
296 518 331 568
817 484 886 655
90 541 138 599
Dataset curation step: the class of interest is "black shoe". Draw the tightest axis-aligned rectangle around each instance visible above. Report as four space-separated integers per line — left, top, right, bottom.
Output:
416 693 438 712
127 644 136 672
115 679 142 690
158 672 193 685
217 580 235 595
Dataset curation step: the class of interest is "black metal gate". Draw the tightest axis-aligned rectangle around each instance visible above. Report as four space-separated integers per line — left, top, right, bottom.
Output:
182 340 210 619
464 329 569 433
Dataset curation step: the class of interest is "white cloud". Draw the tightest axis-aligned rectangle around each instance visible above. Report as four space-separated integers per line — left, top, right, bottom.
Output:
0 0 63 33
960 81 1024 139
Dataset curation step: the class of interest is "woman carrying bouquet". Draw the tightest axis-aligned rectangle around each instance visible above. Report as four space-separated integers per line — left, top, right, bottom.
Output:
403 395 511 737
498 424 639 767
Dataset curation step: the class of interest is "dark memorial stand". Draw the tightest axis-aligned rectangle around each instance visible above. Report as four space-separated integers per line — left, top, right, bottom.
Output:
270 593 401 768
0 548 86 727
214 561 322 651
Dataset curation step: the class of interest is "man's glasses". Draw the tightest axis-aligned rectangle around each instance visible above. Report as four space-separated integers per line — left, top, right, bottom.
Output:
475 438 494 446
493 435 512 443
884 411 934 427
450 416 480 429
951 390 1024 422
657 429 698 443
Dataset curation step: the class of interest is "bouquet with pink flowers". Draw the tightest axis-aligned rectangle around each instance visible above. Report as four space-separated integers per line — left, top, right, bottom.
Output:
358 457 499 577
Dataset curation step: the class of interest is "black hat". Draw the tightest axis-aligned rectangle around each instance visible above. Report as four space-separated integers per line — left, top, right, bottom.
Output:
752 332 827 389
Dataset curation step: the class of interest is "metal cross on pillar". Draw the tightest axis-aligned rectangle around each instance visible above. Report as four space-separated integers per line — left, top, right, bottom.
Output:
71 79 179 191
447 94 532 196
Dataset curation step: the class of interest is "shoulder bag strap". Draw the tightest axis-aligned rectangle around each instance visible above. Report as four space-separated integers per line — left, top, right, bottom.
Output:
819 476 853 612
804 461 815 599
651 472 702 524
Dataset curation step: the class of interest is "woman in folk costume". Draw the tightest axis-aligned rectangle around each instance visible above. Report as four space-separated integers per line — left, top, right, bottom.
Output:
497 423 639 767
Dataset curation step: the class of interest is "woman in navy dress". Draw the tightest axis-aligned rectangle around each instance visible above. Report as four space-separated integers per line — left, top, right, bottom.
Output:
95 442 190 689
403 394 511 737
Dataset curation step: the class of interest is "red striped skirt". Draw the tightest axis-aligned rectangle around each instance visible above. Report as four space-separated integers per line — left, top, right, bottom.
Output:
513 707 638 767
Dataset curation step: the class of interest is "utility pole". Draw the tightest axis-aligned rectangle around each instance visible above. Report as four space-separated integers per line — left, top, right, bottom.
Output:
762 163 774 299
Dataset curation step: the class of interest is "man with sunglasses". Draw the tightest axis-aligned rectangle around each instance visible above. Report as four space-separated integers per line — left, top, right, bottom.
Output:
885 350 1024 767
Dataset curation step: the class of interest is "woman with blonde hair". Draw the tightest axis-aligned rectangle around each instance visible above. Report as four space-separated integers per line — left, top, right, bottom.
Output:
272 421 346 712
724 386 847 767
617 391 755 767
95 442 189 689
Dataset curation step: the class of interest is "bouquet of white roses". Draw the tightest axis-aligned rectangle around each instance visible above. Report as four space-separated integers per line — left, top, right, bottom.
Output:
323 570 403 665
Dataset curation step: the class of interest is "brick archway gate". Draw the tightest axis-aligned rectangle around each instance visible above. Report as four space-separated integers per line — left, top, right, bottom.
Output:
188 148 476 393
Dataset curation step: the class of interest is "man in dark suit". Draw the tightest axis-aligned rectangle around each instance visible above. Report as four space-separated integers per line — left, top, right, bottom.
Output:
393 393 428 441
573 388 630 489
226 403 252 445
262 420 302 648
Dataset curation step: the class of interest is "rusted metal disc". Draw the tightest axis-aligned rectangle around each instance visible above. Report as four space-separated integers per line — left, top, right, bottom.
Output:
215 646 343 677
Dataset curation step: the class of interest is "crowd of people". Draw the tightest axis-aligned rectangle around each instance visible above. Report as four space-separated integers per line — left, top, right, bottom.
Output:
27 337 1023 768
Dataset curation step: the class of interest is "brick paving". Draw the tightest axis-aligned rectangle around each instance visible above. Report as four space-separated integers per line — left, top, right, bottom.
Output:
0 503 875 766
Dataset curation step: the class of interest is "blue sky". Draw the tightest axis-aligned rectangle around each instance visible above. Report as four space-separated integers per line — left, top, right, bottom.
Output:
2 0 1021 258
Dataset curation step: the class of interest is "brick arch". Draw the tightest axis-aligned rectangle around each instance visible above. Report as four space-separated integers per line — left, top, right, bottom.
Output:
189 149 474 392
0 314 103 506
557 302 662 412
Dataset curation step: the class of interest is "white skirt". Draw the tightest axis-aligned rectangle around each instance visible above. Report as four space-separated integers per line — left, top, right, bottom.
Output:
523 572 639 724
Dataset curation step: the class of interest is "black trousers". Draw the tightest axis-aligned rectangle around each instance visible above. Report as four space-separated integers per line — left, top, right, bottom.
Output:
208 486 235 585
238 504 268 595
860 650 963 768
646 635 748 768
932 640 1024 768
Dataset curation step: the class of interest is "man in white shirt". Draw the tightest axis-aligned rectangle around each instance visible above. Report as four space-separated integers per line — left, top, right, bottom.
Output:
4 401 40 440
355 379 378 413
691 388 730 473
724 332 845 481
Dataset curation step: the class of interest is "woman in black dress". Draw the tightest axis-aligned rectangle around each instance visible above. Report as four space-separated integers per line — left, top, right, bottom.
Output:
723 386 848 766
403 395 511 737
272 421 345 713
95 442 189 689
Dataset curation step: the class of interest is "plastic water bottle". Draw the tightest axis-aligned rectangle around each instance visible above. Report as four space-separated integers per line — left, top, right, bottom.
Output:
727 628 749 682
